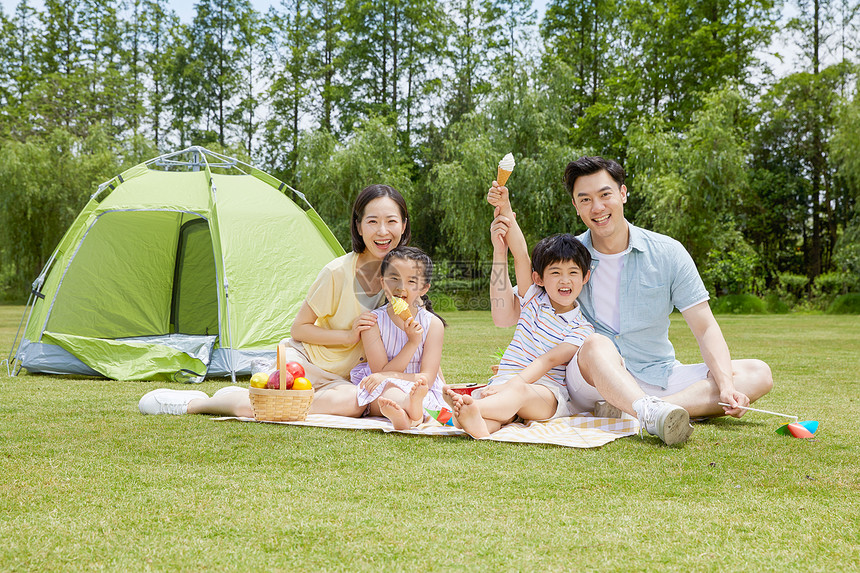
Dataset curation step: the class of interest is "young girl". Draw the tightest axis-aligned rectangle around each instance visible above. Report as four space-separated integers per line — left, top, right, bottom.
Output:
349 246 447 430
138 184 411 418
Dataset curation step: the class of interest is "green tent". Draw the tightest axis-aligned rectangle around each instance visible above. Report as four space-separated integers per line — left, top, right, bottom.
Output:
9 147 344 382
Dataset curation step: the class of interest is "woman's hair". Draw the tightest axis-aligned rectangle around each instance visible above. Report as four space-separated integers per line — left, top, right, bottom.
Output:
381 246 447 327
351 184 411 253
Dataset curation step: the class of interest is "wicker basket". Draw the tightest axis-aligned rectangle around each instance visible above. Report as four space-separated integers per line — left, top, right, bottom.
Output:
249 344 314 421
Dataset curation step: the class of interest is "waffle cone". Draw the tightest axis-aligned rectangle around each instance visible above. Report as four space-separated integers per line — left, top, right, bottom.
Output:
390 297 412 321
497 167 512 186
397 307 413 321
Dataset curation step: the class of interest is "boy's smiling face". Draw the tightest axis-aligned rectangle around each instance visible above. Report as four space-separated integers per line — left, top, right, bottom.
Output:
533 260 590 314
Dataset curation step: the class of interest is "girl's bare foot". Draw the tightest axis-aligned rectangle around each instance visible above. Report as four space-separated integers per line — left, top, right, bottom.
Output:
378 397 411 430
451 393 490 439
405 375 429 423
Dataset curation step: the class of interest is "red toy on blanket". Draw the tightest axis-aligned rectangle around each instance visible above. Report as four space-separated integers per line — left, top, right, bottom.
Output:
448 383 486 396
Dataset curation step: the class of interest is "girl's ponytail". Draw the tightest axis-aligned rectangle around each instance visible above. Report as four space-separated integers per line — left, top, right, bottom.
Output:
419 293 447 327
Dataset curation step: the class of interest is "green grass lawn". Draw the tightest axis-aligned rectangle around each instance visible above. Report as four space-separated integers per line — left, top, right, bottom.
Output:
1 306 858 571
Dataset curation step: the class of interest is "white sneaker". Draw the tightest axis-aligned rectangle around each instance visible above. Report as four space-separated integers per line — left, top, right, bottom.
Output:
138 389 208 415
213 385 248 398
632 396 693 446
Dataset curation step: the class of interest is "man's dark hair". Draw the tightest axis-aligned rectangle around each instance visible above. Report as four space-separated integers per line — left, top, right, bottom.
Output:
562 156 626 198
531 234 591 278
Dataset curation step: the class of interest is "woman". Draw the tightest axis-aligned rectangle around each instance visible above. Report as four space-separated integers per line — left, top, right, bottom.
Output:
138 184 411 418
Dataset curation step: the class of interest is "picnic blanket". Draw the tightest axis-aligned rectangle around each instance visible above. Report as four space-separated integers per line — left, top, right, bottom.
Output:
214 412 640 449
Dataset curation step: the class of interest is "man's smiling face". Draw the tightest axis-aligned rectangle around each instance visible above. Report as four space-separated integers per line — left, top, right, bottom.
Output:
571 169 628 245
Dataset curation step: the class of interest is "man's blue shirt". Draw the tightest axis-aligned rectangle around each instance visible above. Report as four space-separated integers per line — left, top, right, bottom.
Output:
576 222 710 388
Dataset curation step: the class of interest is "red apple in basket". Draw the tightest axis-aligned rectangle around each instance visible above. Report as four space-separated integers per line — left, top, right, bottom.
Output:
284 361 305 380
267 369 294 389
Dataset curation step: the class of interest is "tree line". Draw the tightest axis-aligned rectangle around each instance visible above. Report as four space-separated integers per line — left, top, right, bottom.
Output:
1 0 859 309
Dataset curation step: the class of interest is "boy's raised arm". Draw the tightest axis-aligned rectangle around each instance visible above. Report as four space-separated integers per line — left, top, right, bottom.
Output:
488 182 532 298
503 213 532 299
489 214 520 328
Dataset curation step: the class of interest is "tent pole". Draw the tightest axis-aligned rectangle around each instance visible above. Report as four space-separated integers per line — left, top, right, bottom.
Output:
6 291 37 377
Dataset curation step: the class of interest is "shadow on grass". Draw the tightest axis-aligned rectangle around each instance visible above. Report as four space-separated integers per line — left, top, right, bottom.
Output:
694 416 773 433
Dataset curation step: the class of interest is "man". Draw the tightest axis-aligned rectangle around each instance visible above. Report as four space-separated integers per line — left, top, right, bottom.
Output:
490 156 773 445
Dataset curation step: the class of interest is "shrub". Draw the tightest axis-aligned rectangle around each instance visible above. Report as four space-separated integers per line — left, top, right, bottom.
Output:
427 291 458 312
449 290 491 311
812 272 856 310
702 242 764 295
764 292 790 314
774 272 809 307
711 294 767 314
827 293 860 314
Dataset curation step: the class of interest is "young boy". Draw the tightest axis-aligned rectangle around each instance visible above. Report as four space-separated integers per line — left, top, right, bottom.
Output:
443 182 594 438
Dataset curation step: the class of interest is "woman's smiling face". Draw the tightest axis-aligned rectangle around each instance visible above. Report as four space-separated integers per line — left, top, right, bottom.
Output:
358 197 407 260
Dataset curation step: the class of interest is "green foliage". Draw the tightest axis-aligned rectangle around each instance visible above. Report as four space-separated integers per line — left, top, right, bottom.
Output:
827 293 860 314
710 294 767 314
749 62 857 277
629 88 751 265
777 272 809 296
294 118 414 250
0 0 856 305
701 228 764 296
430 114 500 261
771 272 809 309
0 129 119 301
426 290 457 312
763 292 790 314
811 271 857 308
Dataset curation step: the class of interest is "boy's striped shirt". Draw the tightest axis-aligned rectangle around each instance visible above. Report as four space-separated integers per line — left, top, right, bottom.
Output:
493 283 594 387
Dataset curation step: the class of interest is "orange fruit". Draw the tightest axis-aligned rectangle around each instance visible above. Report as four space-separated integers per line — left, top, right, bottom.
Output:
292 377 312 390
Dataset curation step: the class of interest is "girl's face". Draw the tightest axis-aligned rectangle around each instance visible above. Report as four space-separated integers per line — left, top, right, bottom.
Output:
358 197 407 260
383 257 429 307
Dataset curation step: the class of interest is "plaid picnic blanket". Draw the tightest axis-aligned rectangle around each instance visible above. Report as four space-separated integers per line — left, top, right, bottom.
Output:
214 412 639 449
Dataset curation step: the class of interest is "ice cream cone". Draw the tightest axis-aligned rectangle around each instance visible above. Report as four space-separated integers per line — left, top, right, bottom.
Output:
390 297 412 321
496 153 515 186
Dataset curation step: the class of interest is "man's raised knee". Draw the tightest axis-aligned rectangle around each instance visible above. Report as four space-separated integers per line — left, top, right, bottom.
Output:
751 359 774 396
579 334 621 366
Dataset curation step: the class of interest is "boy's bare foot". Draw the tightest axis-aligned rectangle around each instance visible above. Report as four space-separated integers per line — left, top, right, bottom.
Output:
378 397 411 430
452 393 491 439
405 375 429 423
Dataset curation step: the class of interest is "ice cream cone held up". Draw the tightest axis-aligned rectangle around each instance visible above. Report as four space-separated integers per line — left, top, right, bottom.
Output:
496 152 515 186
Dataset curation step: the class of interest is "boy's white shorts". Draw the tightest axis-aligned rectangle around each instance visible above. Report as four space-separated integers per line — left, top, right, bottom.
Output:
476 372 575 420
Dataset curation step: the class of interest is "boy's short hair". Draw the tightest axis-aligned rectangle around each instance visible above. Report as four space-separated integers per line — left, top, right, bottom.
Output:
531 234 591 277
563 156 626 198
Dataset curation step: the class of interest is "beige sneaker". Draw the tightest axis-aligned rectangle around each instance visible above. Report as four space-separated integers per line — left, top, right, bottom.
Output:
633 396 693 446
594 400 624 419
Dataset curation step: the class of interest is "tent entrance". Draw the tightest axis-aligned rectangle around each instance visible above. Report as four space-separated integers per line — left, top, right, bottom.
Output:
30 210 222 381
171 217 219 336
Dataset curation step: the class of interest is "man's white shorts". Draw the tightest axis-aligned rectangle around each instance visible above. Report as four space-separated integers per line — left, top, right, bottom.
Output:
565 354 710 414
